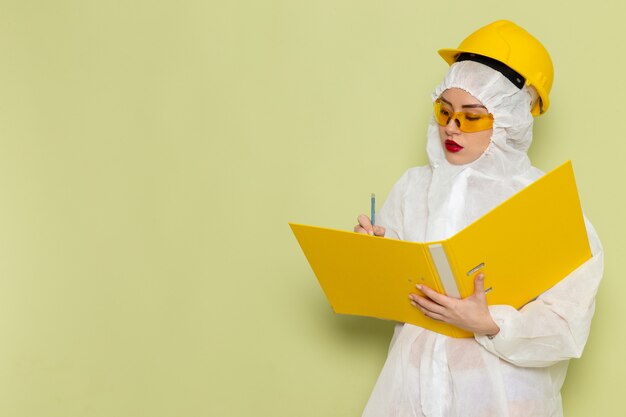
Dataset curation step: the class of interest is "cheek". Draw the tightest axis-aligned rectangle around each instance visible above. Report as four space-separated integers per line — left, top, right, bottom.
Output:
476 130 493 152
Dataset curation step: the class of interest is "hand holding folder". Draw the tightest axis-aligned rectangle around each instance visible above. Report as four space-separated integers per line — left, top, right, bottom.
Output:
410 272 500 336
290 161 592 338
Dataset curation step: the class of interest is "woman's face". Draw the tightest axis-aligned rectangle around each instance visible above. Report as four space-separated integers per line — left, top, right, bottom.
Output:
437 88 493 165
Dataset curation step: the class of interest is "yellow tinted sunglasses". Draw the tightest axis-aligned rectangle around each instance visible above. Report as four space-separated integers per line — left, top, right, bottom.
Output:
433 99 494 133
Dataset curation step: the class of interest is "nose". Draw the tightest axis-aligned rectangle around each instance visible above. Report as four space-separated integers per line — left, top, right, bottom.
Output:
445 116 461 134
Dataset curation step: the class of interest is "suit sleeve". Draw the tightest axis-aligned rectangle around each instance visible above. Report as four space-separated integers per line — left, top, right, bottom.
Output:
475 218 604 367
376 170 411 241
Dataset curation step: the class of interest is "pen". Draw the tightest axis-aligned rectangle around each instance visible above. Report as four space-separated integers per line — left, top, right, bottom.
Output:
371 193 376 226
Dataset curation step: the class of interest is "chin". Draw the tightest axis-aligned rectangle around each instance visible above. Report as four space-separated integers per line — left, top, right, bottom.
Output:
444 152 480 166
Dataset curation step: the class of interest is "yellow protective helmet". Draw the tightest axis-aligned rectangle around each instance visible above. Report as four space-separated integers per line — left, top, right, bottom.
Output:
438 20 553 116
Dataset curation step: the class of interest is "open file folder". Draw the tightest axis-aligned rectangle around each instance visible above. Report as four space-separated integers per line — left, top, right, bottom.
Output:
289 161 592 338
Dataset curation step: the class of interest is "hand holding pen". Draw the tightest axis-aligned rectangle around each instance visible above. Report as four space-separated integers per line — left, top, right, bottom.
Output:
354 193 386 236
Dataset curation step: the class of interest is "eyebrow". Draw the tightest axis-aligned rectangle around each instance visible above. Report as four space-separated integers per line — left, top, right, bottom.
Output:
440 96 488 110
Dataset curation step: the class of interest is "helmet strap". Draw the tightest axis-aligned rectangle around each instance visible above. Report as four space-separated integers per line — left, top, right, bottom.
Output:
456 53 526 89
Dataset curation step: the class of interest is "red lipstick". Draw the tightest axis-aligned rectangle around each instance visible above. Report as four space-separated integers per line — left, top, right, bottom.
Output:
445 139 463 153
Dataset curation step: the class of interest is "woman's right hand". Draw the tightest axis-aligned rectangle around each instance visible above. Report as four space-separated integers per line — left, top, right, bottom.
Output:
354 214 386 236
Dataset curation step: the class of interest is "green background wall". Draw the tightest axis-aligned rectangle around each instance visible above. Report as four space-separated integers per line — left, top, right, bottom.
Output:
0 1 622 416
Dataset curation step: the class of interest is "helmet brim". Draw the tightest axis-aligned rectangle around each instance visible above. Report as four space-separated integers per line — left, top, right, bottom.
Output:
438 48 463 66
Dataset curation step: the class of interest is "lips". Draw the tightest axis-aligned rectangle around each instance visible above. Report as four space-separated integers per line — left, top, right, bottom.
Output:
445 139 463 153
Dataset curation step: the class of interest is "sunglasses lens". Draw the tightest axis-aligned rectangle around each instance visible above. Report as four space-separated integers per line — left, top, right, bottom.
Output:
433 100 451 127
433 99 494 133
457 112 494 133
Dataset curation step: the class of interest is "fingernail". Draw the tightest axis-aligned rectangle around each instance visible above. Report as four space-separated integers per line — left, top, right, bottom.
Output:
416 284 422 291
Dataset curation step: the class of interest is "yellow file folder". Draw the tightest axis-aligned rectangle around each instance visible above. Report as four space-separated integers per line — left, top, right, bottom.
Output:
289 161 592 338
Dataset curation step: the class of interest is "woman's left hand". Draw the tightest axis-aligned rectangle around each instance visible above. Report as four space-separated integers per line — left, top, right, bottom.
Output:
409 273 500 336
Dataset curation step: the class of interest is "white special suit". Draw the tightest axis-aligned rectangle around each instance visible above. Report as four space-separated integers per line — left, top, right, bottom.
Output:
362 61 604 417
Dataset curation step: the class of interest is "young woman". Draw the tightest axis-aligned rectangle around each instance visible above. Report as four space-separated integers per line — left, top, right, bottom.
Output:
354 20 603 417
